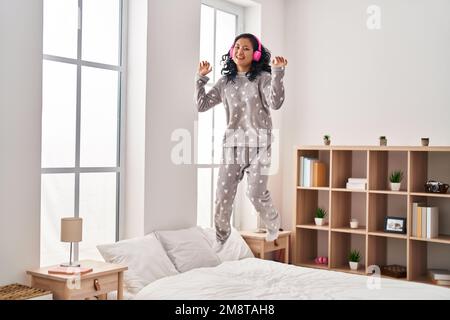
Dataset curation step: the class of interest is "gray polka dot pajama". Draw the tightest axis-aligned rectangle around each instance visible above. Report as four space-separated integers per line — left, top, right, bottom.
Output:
194 66 285 243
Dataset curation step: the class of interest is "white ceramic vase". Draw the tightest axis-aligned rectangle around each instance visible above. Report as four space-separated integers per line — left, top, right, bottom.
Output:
390 182 401 191
349 261 359 270
314 218 324 226
350 220 359 229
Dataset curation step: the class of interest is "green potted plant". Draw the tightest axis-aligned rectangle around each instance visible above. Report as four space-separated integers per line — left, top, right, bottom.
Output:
348 249 361 270
389 170 404 191
314 208 327 226
323 135 331 146
379 136 387 146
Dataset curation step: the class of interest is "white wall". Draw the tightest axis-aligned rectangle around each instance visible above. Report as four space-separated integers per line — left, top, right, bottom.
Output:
281 0 450 230
143 0 201 233
123 0 147 239
0 0 42 285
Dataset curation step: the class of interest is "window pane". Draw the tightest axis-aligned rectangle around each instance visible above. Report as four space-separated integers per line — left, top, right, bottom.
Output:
42 60 77 168
82 0 120 65
215 10 236 82
43 0 78 58
80 66 118 167
200 5 215 70
197 104 213 165
79 173 116 261
40 174 75 266
197 168 212 227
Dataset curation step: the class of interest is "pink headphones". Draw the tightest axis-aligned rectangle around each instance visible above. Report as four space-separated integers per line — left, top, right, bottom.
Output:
229 34 262 62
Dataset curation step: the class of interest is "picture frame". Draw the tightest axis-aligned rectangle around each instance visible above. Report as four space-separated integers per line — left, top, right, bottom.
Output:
384 216 406 234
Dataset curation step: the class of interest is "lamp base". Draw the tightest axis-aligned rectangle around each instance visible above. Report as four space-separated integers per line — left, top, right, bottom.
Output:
60 262 81 267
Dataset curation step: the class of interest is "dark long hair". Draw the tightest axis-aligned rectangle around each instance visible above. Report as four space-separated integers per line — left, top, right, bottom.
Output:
221 33 271 83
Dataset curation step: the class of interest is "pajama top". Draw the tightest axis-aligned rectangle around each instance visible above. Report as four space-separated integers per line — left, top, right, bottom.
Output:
194 66 285 147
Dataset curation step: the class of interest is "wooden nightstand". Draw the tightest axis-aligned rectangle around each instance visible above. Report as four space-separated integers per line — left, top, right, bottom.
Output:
26 260 127 300
240 230 291 264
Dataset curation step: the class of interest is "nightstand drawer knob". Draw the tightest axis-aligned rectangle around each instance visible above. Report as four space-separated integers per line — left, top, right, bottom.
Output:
94 279 101 291
274 240 279 247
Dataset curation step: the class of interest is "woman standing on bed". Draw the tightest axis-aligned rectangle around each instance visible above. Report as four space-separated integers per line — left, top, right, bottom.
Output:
194 33 287 244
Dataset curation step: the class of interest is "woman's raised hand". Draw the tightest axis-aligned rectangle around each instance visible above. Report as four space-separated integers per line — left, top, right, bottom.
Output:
198 61 212 76
271 56 288 68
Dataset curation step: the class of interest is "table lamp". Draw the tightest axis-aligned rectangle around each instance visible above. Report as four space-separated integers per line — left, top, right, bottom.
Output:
60 217 82 267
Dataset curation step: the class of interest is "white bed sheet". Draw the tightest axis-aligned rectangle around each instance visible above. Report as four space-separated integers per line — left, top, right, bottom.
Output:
135 258 450 300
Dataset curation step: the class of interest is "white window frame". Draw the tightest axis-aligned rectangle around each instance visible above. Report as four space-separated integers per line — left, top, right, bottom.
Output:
198 0 244 227
41 0 127 261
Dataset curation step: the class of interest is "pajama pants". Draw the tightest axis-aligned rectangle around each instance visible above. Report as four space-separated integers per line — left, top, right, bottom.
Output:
214 145 280 243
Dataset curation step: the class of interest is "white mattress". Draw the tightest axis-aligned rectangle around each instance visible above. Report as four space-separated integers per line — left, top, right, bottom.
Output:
135 258 450 300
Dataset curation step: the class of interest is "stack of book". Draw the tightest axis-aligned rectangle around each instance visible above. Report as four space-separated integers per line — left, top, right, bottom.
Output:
411 202 439 238
345 178 367 190
299 156 327 187
47 266 93 275
428 269 450 286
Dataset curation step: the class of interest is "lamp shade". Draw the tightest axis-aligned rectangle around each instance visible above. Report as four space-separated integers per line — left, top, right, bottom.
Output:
61 217 82 242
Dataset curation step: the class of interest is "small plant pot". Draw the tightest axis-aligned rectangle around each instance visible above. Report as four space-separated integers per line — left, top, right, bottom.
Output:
390 182 401 191
380 139 387 146
349 261 359 271
314 218 325 226
350 220 359 229
421 138 429 146
323 139 330 146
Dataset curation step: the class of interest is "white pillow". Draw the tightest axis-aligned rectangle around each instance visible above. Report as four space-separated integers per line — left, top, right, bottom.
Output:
155 226 221 273
97 233 179 295
201 227 254 262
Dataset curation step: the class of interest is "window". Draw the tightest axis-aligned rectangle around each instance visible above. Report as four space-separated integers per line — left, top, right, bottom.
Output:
41 0 126 266
197 0 244 227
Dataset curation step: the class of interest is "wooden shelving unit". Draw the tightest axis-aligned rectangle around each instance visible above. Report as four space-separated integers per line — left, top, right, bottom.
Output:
293 145 450 287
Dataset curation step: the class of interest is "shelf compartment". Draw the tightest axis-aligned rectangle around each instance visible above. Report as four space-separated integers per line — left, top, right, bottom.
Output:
410 151 450 194
297 149 330 187
410 194 450 241
331 190 366 229
368 193 407 234
409 239 450 286
330 232 366 274
367 235 407 279
369 150 408 192
296 189 329 226
331 150 367 189
295 228 329 269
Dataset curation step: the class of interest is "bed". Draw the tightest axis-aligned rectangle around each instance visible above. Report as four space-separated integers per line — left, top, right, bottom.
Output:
135 258 450 300
97 226 450 300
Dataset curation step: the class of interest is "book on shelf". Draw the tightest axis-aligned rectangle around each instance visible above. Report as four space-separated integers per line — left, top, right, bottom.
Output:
345 178 366 190
432 279 450 286
428 269 450 281
413 204 439 238
312 161 327 187
426 207 439 238
47 266 93 275
411 202 425 237
299 156 326 187
348 178 367 183
345 182 366 190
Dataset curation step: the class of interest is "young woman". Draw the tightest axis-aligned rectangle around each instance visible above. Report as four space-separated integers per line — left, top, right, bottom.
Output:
195 33 288 244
